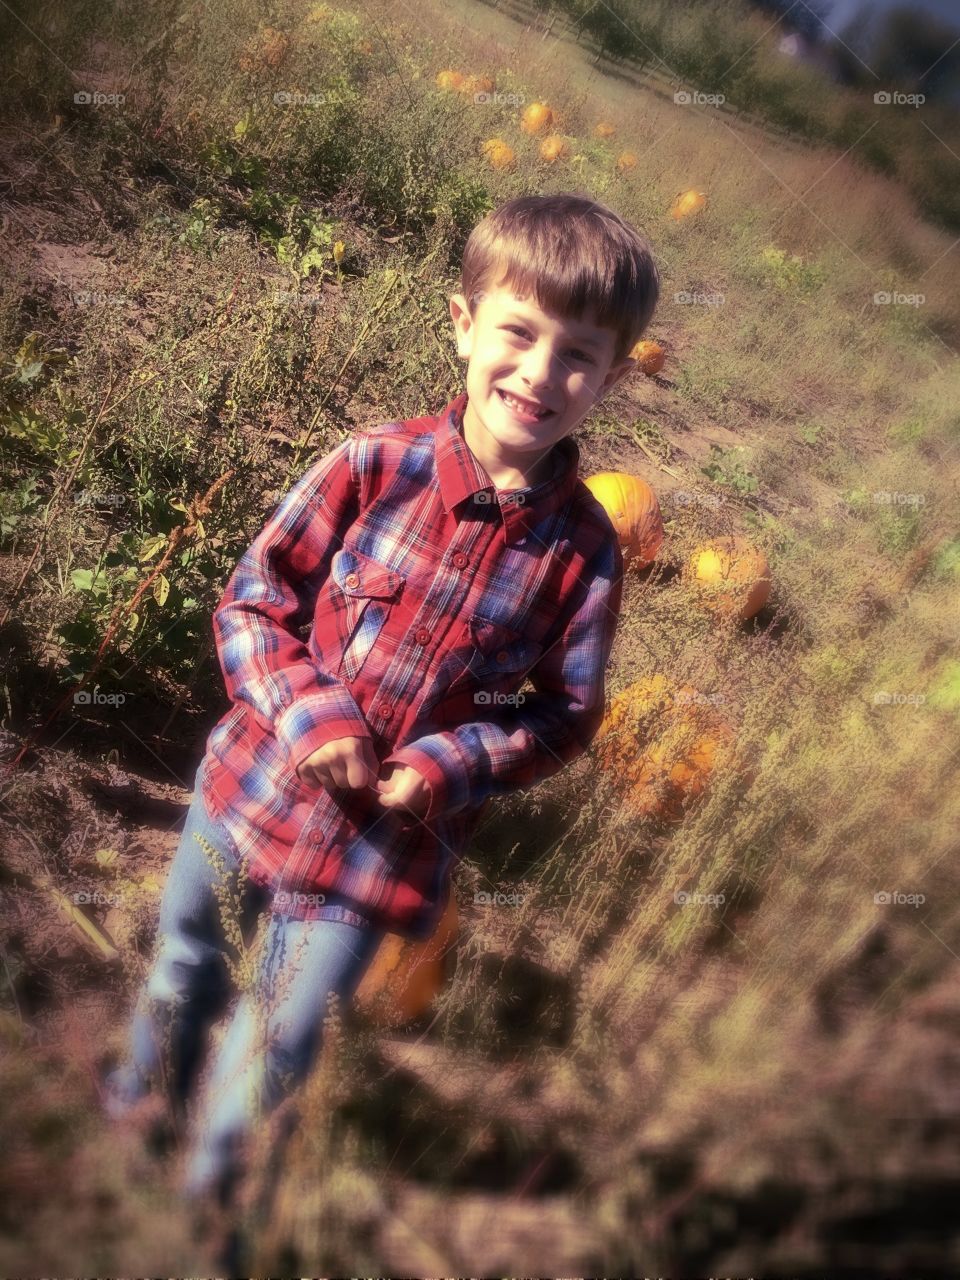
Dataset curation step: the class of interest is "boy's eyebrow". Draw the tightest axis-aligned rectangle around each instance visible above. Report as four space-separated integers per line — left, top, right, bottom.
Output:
500 310 607 348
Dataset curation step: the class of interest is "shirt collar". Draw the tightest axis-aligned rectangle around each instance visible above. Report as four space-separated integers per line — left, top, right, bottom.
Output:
433 391 580 544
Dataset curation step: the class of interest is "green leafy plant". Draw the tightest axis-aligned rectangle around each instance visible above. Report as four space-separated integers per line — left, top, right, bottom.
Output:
757 245 825 294
700 444 759 494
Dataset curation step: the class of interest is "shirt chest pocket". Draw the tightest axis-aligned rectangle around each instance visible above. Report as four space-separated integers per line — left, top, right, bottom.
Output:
328 546 405 681
444 614 543 699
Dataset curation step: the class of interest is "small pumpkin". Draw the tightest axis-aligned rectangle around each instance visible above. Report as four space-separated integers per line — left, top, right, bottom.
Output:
354 892 459 1027
539 134 570 163
480 137 516 170
593 121 616 138
594 675 733 822
685 536 771 621
629 339 666 377
671 189 708 220
616 151 639 172
436 69 464 91
520 102 554 134
584 471 664 569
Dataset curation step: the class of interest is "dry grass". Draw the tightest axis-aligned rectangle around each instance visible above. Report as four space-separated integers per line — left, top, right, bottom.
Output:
1 0 959 1272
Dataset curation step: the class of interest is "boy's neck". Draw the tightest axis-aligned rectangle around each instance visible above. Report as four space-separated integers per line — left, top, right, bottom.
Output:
458 397 556 491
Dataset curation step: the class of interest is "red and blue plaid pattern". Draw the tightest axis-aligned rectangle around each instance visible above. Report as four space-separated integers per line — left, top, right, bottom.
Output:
199 391 623 939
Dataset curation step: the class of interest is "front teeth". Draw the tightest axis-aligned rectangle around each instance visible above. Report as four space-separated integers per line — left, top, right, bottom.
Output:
501 390 547 418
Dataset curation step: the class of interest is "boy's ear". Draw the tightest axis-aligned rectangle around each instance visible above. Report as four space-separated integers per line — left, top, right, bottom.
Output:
602 355 636 393
449 293 474 361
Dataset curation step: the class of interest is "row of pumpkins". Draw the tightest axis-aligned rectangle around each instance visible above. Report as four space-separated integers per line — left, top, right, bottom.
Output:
358 475 771 1028
437 70 708 219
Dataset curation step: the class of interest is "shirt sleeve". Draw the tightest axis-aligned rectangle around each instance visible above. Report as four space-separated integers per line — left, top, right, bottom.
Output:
382 536 624 821
211 434 374 777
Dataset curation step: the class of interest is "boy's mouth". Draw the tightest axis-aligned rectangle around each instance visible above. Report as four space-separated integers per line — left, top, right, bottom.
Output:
496 387 555 422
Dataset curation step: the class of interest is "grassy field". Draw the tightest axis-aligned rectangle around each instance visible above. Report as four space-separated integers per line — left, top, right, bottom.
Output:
1 0 959 1273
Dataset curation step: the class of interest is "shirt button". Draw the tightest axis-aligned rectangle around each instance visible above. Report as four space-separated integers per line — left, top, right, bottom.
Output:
415 626 431 645
452 552 469 569
496 650 509 664
378 702 394 719
345 571 360 588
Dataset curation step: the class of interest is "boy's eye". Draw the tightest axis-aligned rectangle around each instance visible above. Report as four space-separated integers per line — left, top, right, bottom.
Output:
502 326 593 362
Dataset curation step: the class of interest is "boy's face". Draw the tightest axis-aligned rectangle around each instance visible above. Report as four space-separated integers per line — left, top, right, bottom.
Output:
448 280 636 485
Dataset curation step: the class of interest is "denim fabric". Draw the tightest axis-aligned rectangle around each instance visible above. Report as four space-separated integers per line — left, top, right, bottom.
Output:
106 783 385 1201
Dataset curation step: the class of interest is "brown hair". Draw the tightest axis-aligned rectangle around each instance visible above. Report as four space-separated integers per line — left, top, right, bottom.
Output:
460 192 660 366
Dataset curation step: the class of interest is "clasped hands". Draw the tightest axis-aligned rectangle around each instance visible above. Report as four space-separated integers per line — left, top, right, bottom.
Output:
295 735 431 818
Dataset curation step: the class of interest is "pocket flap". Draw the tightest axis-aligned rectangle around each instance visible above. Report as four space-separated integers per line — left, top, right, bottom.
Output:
467 615 542 675
331 546 405 600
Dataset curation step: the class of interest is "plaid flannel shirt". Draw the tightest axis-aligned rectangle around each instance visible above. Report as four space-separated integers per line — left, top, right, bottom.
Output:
198 390 623 939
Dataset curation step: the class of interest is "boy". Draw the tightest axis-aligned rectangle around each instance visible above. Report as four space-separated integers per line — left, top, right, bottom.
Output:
101 191 660 1222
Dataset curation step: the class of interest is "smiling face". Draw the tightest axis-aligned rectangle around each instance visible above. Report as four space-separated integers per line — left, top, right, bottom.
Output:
448 281 636 489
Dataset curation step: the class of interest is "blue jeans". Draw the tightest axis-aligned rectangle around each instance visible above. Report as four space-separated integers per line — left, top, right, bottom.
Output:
108 783 386 1202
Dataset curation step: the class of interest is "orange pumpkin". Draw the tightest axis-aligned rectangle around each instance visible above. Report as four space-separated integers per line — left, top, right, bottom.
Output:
436 69 464 91
521 102 554 134
354 892 459 1027
593 121 616 138
616 151 639 172
594 675 733 822
671 189 708 220
685 536 771 622
480 137 516 170
584 472 664 569
539 134 570 163
630 339 666 377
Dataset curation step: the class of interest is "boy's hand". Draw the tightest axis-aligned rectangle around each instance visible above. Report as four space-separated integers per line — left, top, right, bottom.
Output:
296 735 380 793
375 763 432 818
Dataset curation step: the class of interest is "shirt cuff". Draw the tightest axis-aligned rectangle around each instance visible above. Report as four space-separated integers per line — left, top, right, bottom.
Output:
381 739 469 822
276 688 373 778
